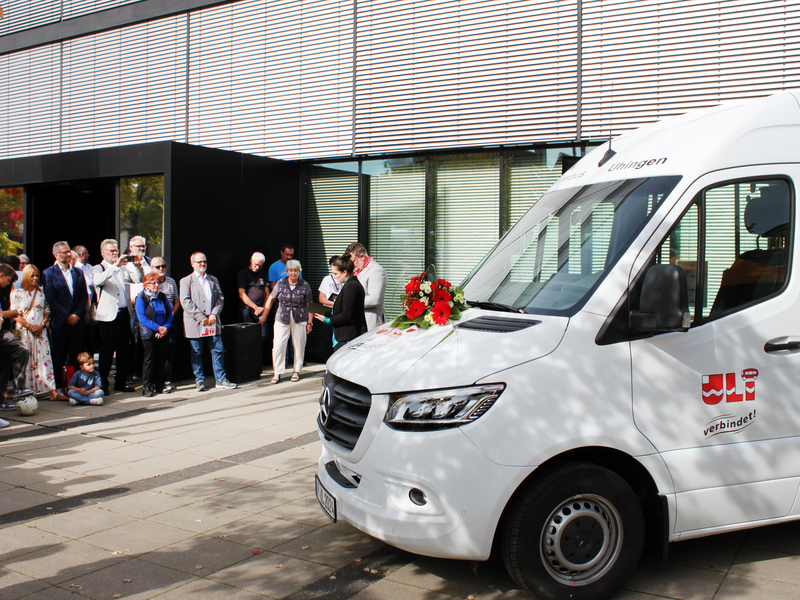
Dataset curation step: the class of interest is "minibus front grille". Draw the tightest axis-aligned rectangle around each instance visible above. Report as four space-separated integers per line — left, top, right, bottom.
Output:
456 316 540 333
318 372 372 451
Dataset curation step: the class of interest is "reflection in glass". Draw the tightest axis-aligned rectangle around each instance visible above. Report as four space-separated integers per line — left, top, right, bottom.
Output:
120 176 164 257
462 176 682 316
0 187 24 256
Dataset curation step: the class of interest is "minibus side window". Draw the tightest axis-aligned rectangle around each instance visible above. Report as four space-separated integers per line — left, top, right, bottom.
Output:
652 179 791 326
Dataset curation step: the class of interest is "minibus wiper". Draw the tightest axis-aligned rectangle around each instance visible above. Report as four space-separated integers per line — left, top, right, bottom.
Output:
467 300 526 313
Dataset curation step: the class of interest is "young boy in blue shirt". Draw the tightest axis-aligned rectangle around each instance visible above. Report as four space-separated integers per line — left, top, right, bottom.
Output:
67 352 104 406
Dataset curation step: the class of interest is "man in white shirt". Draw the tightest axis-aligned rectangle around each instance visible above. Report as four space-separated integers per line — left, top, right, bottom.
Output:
93 239 139 393
179 252 236 392
43 241 89 391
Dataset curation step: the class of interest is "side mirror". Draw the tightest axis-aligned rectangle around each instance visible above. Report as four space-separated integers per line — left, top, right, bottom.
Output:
630 264 690 333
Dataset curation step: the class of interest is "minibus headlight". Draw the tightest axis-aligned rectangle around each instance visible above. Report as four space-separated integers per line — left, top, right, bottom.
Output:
385 384 505 430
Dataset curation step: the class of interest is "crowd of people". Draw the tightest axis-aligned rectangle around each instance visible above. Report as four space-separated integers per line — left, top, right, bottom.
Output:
0 238 386 427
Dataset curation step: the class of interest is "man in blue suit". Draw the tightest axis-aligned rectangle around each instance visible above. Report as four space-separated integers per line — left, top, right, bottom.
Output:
43 241 88 391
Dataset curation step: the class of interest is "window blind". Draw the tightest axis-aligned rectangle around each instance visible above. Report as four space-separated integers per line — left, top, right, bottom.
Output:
433 153 501 286
582 0 800 138
367 158 427 320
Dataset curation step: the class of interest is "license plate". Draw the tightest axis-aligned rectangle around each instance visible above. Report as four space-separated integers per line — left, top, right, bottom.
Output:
315 475 337 522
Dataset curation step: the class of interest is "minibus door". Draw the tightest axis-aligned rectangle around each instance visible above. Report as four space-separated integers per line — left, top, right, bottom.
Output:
631 175 800 533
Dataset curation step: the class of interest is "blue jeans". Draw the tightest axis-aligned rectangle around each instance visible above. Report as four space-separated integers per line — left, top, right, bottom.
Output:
67 389 105 404
189 335 227 384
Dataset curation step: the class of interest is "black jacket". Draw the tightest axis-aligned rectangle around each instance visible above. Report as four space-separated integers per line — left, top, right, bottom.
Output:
330 276 367 343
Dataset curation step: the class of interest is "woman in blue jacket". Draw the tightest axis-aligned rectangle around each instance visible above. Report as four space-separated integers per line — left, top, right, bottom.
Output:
136 272 173 397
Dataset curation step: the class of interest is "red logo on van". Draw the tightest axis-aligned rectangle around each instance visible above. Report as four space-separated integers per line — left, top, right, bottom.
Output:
702 369 758 405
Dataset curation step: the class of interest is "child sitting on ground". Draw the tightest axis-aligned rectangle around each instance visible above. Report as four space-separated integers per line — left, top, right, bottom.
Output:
67 353 104 406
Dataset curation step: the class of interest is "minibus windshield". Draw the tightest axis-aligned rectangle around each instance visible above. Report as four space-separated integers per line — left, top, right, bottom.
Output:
461 176 682 316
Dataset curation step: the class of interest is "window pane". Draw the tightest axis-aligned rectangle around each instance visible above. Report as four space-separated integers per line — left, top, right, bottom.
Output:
366 158 426 321
433 153 500 286
706 179 791 318
656 204 699 322
505 148 581 231
0 187 24 256
120 176 165 257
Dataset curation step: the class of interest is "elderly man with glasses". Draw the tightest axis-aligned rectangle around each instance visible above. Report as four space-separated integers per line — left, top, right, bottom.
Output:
179 252 237 392
151 256 179 391
93 239 140 393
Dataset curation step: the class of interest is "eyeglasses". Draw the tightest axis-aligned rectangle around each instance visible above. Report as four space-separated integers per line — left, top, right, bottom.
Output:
192 260 207 264
153 264 166 269
132 244 146 249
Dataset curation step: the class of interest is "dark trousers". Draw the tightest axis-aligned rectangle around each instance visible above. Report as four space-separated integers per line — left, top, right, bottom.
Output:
142 333 169 391
49 322 85 389
0 330 29 394
97 308 131 391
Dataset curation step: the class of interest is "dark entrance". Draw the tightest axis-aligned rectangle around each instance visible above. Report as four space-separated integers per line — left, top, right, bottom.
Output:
26 178 116 267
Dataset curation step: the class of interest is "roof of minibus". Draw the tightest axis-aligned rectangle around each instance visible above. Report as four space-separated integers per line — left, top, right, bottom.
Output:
551 91 800 192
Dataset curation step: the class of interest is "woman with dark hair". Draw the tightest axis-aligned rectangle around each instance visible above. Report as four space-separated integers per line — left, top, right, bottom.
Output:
314 255 367 352
135 272 173 397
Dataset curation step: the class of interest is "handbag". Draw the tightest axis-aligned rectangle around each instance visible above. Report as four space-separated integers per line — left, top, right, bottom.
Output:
13 287 38 338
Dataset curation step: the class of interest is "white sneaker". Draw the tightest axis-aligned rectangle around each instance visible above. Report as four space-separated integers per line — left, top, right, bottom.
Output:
69 398 78 405
0 417 9 427
89 398 104 406
217 380 237 390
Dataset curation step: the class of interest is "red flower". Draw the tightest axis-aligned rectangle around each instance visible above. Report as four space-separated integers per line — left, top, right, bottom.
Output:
405 280 421 294
405 300 427 319
431 301 451 326
431 287 451 303
436 278 452 289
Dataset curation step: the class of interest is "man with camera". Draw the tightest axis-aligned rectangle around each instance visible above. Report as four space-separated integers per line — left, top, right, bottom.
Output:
93 239 142 394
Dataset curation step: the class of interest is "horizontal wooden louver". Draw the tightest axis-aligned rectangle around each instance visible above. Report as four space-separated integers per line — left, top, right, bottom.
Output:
60 15 186 152
0 0 144 36
581 0 800 138
187 0 353 159
353 0 579 155
0 44 59 158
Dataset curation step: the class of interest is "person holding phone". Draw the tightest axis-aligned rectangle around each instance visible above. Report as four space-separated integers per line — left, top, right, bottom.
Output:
92 239 141 394
317 256 343 359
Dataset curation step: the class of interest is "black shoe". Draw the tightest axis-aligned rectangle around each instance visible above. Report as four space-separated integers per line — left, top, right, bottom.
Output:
142 386 154 398
164 381 176 392
113 385 135 393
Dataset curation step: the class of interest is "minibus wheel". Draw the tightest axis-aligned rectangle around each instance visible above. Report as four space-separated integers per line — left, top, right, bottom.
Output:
502 462 644 600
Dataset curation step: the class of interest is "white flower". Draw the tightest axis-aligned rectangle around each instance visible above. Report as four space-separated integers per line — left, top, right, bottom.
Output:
420 282 432 294
454 293 464 303
424 312 435 324
420 296 429 306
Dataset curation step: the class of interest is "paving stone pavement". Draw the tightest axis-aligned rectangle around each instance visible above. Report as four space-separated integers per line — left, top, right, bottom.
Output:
1 364 800 599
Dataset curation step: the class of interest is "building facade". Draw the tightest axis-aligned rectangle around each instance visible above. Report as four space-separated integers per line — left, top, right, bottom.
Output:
1 0 799 344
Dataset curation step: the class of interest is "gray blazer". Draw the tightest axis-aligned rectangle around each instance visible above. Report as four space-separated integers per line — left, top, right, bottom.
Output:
356 258 387 330
179 272 224 339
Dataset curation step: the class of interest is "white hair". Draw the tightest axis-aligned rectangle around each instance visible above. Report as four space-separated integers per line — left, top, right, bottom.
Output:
251 252 266 263
285 259 302 272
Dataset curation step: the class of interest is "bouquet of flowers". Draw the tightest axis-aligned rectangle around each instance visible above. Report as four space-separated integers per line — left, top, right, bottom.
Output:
391 270 469 330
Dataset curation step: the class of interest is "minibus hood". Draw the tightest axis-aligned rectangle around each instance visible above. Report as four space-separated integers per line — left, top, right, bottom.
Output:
326 309 568 393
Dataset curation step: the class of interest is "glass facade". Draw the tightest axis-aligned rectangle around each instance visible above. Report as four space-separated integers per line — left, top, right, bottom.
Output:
303 148 584 324
0 187 24 256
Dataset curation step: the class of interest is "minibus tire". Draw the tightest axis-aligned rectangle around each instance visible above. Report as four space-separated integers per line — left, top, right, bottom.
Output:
502 462 645 600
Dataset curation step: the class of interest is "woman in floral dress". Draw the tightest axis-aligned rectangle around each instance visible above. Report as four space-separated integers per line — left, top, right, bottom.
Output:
11 265 65 400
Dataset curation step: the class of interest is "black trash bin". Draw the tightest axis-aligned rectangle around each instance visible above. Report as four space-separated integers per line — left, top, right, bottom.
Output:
223 323 262 384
